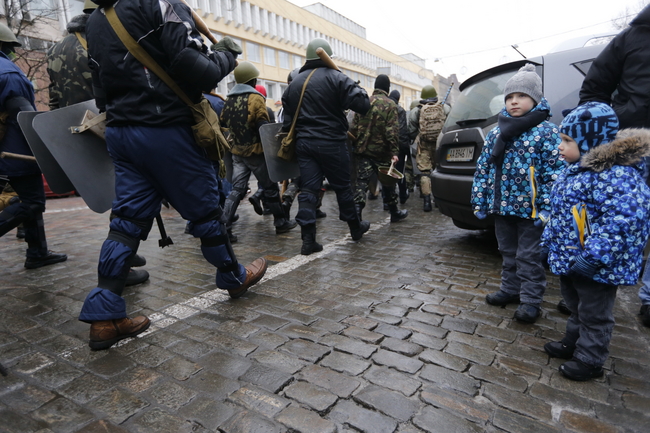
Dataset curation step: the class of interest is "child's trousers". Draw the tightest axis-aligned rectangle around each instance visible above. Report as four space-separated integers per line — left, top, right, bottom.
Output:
494 215 546 305
560 275 617 367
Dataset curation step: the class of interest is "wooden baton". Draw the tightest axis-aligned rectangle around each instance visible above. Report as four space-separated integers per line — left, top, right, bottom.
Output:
315 47 341 72
0 151 36 162
179 0 218 44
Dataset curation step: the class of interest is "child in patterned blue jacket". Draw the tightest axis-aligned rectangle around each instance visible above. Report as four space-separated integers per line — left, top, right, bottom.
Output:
541 102 650 381
471 64 563 324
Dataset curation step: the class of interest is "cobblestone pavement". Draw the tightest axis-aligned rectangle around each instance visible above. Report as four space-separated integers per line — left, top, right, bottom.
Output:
1 189 650 433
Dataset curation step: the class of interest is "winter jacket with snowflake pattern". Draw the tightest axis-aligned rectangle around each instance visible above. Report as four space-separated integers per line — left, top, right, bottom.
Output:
471 98 564 220
541 129 650 285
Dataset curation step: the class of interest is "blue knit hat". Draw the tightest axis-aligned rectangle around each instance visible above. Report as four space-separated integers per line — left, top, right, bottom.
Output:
560 102 619 154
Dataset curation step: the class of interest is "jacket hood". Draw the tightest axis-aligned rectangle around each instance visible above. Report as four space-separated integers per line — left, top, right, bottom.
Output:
631 5 650 27
227 83 263 97
66 13 89 33
581 128 650 172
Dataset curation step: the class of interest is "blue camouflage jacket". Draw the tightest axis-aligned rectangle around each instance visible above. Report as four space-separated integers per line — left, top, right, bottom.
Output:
541 129 650 285
471 98 563 220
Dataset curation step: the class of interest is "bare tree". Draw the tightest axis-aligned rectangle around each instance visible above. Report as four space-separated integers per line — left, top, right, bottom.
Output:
613 0 650 30
2 0 62 108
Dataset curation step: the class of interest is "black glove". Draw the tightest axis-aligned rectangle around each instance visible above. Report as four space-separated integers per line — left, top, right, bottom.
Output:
211 36 243 58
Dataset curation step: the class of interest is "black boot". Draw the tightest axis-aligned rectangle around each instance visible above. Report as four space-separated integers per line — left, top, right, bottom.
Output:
389 204 408 222
348 219 370 241
248 189 264 215
301 224 323 255
355 203 364 221
423 195 432 212
269 201 297 234
281 197 293 220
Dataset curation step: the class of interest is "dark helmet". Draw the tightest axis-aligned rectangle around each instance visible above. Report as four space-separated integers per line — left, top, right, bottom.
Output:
306 38 332 61
287 68 300 84
421 85 437 100
0 23 21 48
83 0 98 13
234 61 259 84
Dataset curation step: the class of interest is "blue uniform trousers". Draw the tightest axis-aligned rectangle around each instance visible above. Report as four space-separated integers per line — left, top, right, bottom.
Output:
79 125 246 322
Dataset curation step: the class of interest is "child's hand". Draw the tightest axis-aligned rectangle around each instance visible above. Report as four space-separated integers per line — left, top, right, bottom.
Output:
474 210 487 220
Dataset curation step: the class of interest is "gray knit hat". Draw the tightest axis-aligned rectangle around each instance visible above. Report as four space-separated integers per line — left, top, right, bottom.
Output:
503 63 542 104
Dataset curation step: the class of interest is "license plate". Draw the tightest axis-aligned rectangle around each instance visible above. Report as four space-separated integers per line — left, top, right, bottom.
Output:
447 146 474 162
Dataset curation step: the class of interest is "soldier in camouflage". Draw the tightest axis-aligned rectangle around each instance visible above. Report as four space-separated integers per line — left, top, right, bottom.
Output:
46 1 96 109
350 74 407 223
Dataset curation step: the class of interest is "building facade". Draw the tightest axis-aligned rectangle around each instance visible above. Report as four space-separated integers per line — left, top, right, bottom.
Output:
188 0 451 110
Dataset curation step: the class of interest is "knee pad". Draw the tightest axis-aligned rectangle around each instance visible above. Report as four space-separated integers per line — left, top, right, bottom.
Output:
109 214 153 241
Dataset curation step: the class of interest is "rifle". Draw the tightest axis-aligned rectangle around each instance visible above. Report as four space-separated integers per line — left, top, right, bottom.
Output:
441 83 454 105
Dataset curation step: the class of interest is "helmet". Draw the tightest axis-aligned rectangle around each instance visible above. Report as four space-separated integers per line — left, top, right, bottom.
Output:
306 38 332 61
255 84 267 97
409 100 419 110
83 0 98 13
234 61 259 84
0 23 20 47
287 67 300 84
421 85 437 100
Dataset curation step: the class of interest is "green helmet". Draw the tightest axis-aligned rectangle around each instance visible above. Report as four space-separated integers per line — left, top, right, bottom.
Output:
0 23 20 47
409 100 419 110
306 38 332 61
83 0 98 13
421 85 437 100
234 61 259 84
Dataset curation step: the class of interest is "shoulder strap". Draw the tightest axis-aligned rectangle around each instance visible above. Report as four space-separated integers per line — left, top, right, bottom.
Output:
74 32 88 51
104 7 193 106
287 68 318 134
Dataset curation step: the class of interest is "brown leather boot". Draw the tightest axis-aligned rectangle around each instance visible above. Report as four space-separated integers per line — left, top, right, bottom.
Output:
89 316 151 351
227 257 268 299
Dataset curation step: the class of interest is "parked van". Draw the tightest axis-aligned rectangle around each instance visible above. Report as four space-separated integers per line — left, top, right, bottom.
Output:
431 44 607 230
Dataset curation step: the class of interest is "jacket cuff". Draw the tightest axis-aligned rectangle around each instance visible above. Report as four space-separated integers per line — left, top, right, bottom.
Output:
570 255 598 278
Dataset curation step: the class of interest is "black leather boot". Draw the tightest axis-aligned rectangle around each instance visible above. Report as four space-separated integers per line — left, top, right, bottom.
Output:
301 224 323 255
355 203 364 220
248 189 264 215
348 219 370 241
269 201 297 234
389 204 408 222
423 195 432 212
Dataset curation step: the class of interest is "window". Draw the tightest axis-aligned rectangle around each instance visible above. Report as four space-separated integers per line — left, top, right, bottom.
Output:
24 0 58 19
278 51 290 69
246 41 261 63
293 54 303 69
264 47 276 67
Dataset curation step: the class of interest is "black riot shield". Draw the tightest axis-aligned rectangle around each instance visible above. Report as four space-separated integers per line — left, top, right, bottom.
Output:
17 111 76 194
259 123 300 183
31 100 115 213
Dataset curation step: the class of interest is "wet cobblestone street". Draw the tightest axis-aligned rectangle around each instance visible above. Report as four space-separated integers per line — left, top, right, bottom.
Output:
1 191 649 433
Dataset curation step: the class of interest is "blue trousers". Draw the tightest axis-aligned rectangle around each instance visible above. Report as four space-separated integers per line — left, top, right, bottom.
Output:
638 256 650 306
295 138 357 226
494 215 546 305
79 125 245 322
560 275 617 367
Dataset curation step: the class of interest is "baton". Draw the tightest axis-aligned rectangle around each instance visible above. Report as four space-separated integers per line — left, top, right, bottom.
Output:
179 0 217 44
0 151 37 162
155 213 174 248
316 47 341 72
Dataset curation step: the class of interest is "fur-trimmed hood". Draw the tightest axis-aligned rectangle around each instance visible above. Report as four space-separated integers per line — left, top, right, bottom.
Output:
581 128 650 172
66 13 89 34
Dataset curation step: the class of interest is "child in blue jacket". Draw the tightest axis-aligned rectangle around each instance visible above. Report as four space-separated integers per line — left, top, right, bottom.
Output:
541 102 650 381
472 64 563 323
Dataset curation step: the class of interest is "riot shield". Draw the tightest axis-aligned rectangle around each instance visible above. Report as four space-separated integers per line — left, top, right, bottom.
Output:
17 111 75 194
259 123 300 183
31 100 115 213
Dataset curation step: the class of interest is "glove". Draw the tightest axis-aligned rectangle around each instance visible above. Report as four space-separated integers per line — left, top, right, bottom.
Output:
568 255 598 279
211 36 243 57
474 210 487 220
534 210 550 227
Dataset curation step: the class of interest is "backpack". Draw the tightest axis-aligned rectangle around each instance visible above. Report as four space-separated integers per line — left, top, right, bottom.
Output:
419 102 445 142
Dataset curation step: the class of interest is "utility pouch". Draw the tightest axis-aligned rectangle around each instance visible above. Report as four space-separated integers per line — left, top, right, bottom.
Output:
277 68 317 162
